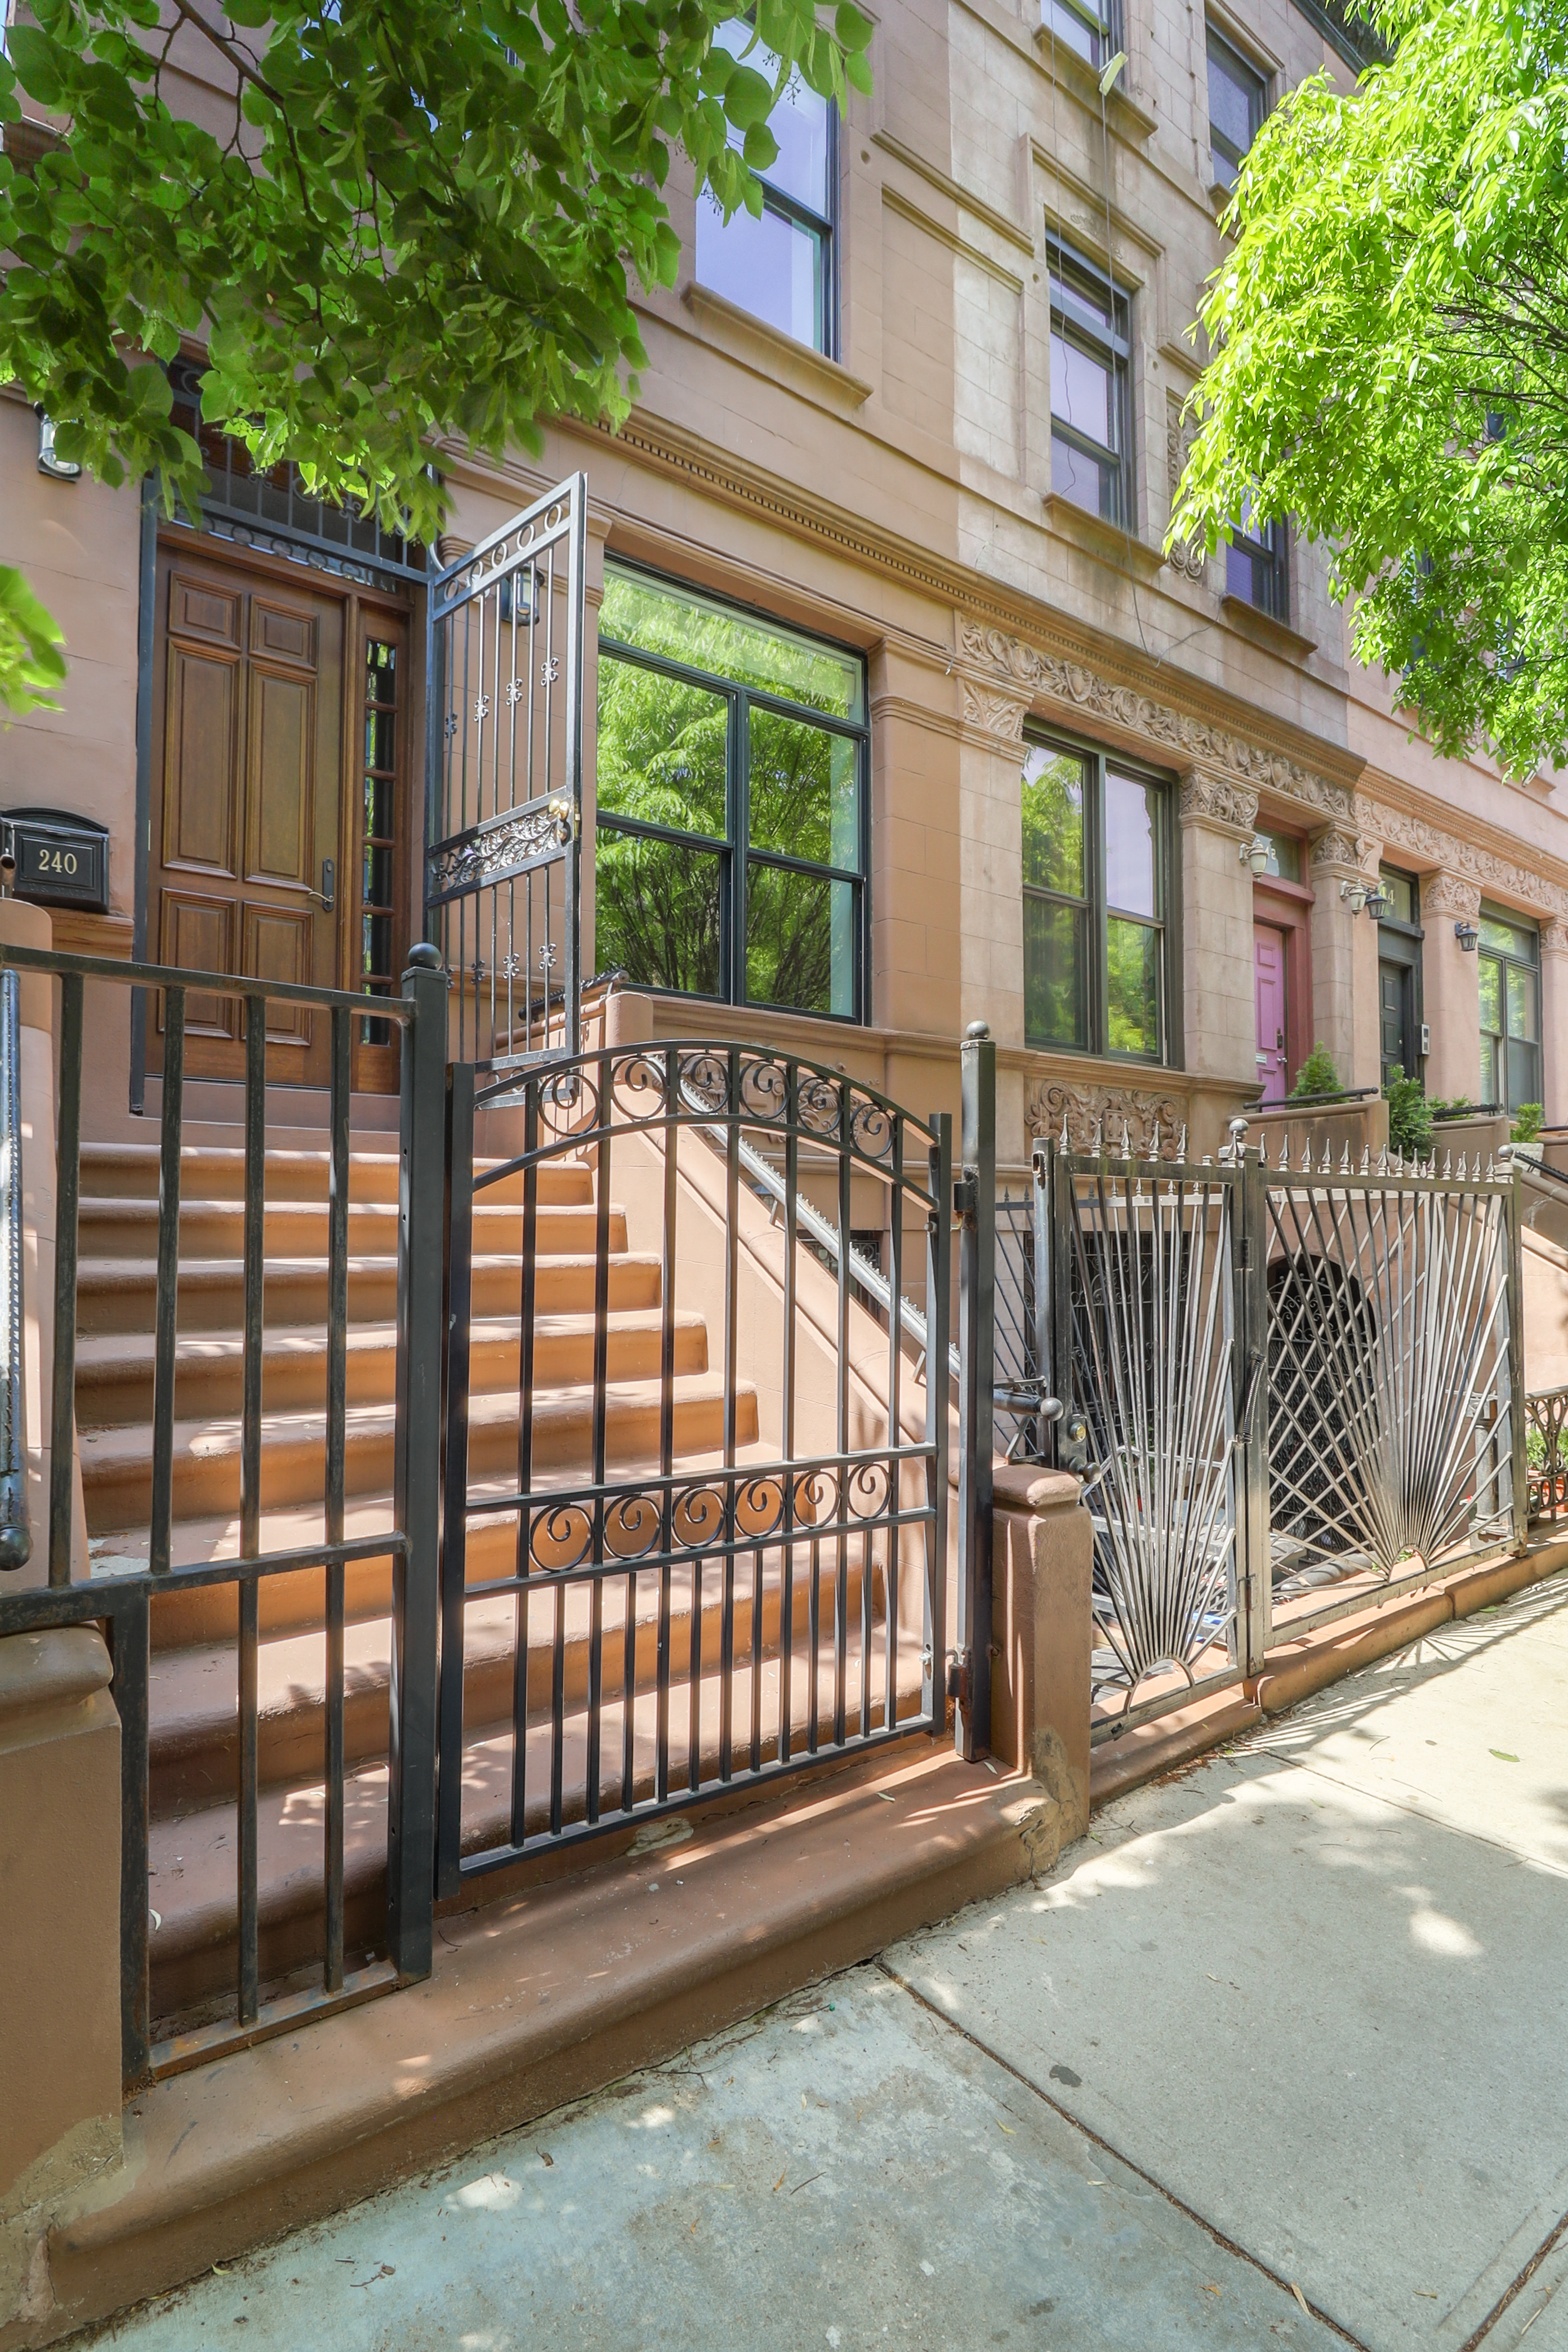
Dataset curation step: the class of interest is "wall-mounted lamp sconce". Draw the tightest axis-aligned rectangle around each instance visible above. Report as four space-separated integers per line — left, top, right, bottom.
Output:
1340 878 1369 915
1241 835 1271 877
1362 884 1392 921
35 411 81 482
1455 919 1480 952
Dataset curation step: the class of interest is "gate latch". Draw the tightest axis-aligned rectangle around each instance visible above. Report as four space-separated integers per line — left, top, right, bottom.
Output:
946 1647 972 1706
953 1172 978 1223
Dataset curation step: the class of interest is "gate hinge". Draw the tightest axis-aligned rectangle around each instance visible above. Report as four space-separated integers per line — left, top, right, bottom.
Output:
953 1172 978 1223
1237 1234 1253 1271
946 1647 972 1706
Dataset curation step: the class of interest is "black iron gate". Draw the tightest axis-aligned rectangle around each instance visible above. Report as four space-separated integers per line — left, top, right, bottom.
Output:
425 475 587 1068
433 1037 968 1893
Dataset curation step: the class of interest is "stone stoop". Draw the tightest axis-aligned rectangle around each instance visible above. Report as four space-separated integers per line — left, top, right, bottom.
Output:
5 1745 1068 2351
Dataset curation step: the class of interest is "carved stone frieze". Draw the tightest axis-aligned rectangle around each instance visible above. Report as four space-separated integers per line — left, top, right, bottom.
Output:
1179 770 1258 834
1028 1077 1190 1155
957 618 1352 822
1421 868 1484 921
1361 796 1568 921
959 679 1028 742
1164 404 1207 585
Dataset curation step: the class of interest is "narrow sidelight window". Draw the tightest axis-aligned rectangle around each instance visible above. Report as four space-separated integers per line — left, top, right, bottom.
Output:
695 21 836 354
1478 908 1540 1113
1226 488 1289 619
1048 243 1132 526
595 563 868 1020
1022 733 1170 1062
359 639 399 1045
1206 26 1268 189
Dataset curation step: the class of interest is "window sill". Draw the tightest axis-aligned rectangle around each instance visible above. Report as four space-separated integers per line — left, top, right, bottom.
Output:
680 283 874 412
1042 493 1167 583
1219 591 1317 663
1208 180 1235 216
1032 34 1158 140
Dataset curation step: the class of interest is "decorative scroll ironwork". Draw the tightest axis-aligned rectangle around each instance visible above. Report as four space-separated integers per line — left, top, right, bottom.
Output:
425 475 586 1067
1527 1386 1568 1525
436 1039 954 1880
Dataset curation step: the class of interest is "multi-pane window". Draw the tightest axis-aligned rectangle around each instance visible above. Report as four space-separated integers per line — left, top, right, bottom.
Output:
695 21 836 354
1206 27 1267 188
1041 0 1118 69
359 641 399 1047
595 564 867 1019
1226 490 1289 618
1049 244 1132 525
1022 734 1170 1061
1478 909 1540 1113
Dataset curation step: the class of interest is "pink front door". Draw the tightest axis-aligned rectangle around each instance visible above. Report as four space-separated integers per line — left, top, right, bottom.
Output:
1254 925 1289 1103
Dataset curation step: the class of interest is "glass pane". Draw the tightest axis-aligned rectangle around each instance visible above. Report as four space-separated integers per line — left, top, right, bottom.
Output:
1042 0 1106 68
602 565 862 720
596 653 729 840
1508 1039 1541 1113
1021 746 1086 897
746 861 855 1015
1210 144 1236 188
1225 543 1260 605
1024 895 1086 1049
1508 963 1539 1041
1106 917 1162 1057
748 707 857 868
1480 1035 1497 1107
1378 867 1414 924
1262 833 1301 883
1479 912 1535 961
696 193 825 352
1104 772 1159 917
595 825 724 997
712 21 830 214
1478 955 1502 1034
1050 331 1112 449
1207 43 1258 159
1051 433 1113 516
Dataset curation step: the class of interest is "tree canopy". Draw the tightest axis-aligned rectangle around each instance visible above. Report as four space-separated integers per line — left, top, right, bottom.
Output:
1170 0 1568 778
0 0 871 704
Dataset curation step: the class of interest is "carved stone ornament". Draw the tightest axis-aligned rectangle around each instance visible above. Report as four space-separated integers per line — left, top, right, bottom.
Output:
1179 770 1259 833
1165 407 1206 585
1421 868 1484 921
959 679 1028 742
956 619 1353 822
1308 826 1366 874
426 800 573 907
1028 1077 1190 1155
1359 794 1568 922
1542 918 1568 955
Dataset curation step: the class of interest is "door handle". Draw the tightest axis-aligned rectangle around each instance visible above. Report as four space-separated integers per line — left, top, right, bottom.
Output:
306 858 336 913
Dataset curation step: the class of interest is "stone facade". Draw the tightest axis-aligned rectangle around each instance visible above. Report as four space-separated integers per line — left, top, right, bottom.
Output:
2 0 1567 1160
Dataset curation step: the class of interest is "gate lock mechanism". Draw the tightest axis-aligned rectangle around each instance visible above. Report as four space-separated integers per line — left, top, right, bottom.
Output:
1058 1411 1090 1475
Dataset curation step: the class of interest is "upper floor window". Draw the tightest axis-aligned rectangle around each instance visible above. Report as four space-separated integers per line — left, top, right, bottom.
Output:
695 22 836 355
1022 733 1170 1062
1049 244 1132 526
595 563 868 1020
1207 28 1268 189
1478 909 1540 1114
1227 490 1289 618
1041 0 1119 70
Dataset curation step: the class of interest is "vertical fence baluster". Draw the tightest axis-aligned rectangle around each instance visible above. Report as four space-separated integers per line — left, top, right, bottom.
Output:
924 1112 952 1730
779 1070 799 1765
518 1079 540 1846
441 1063 474 1893
50 971 83 1588
324 1004 350 1985
1508 1162 1529 1551
834 1081 850 1750
656 1048 677 1804
586 1066 610 1824
237 996 265 2025
955 1026 995 1760
149 987 184 1579
720 1052 739 1781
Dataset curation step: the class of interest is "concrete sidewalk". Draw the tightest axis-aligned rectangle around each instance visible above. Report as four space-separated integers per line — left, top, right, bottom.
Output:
79 1570 1568 2352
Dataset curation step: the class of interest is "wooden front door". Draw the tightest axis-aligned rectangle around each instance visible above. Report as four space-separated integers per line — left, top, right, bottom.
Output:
1254 924 1289 1103
150 544 346 1086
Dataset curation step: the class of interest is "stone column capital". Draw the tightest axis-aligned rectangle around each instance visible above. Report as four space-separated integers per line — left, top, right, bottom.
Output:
1178 767 1258 840
1540 917 1568 956
1422 868 1484 922
957 676 1028 746
1308 824 1370 881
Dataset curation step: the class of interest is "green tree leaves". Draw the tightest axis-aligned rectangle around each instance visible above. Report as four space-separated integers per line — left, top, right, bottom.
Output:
1170 0 1568 777
0 568 68 718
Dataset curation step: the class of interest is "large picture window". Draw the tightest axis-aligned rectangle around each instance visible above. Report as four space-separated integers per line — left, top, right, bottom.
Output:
595 564 867 1020
1478 908 1540 1113
1048 243 1132 526
695 21 836 354
1022 734 1171 1061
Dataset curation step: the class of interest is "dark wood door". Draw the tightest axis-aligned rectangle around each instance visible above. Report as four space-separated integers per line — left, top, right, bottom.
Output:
150 544 345 1085
1379 957 1413 1088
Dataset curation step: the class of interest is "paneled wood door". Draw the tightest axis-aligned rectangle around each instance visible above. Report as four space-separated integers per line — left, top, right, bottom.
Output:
150 544 346 1085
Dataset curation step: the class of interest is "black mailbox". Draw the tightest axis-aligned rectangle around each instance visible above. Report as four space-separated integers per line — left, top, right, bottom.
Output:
2 807 109 914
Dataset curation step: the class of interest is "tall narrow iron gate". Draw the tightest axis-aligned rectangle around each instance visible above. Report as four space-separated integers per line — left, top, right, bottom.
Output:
1040 1129 1524 1736
435 1040 956 1891
426 475 587 1067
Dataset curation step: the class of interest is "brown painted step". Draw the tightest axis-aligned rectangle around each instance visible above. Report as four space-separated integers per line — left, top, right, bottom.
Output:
145 1544 886 1817
75 1308 708 1427
80 1374 761 1530
74 1249 663 1335
145 1622 926 2024
77 1144 591 1207
77 1195 623 1261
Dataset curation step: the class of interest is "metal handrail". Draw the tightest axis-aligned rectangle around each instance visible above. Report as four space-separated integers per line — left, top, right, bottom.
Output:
0 965 30 1569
